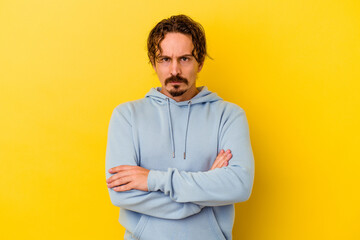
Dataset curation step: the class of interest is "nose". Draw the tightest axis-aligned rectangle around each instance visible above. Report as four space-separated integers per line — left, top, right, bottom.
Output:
170 60 181 76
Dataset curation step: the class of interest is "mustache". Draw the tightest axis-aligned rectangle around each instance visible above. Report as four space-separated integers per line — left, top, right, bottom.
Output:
165 75 189 85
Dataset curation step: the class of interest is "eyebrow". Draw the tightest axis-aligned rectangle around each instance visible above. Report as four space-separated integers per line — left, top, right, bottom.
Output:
158 54 194 58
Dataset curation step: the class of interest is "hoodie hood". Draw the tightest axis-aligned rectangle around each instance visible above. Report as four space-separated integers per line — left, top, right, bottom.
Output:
145 86 222 159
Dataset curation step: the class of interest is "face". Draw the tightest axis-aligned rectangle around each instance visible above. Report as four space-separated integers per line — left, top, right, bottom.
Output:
153 32 203 101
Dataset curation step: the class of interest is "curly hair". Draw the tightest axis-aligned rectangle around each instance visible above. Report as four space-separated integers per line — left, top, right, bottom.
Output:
147 14 209 66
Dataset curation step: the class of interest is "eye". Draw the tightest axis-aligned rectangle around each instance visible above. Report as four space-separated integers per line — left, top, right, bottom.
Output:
180 57 189 62
157 57 170 63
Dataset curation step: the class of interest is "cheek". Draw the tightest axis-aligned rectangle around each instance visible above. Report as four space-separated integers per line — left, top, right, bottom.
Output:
160 67 171 76
156 68 168 81
185 67 198 80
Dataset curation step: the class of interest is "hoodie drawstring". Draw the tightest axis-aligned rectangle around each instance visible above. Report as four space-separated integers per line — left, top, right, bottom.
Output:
166 98 192 159
184 100 192 159
166 98 175 158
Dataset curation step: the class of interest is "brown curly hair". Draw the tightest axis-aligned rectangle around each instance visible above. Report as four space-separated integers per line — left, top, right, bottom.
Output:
147 14 209 66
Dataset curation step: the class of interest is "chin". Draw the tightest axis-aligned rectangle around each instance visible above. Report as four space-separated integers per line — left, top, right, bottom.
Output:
169 88 187 97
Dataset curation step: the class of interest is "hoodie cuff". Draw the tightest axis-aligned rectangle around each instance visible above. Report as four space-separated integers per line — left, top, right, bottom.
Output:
147 170 167 192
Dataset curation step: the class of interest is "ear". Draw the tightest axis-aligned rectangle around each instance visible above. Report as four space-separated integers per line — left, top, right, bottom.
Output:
197 62 204 73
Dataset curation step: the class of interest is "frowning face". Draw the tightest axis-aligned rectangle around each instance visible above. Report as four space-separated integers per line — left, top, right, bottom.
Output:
153 32 203 102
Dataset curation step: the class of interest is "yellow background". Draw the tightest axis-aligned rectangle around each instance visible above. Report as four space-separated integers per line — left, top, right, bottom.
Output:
1 0 359 239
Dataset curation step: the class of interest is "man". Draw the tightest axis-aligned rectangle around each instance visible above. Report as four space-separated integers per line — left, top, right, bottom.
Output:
105 15 255 240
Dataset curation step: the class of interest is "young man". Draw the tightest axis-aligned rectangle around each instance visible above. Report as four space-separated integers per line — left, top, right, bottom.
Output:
105 15 255 240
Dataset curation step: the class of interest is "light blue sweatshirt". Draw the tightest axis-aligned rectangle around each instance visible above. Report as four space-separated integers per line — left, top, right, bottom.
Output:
105 86 255 240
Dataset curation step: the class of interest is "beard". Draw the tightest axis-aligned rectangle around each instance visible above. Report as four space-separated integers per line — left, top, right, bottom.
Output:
165 75 189 97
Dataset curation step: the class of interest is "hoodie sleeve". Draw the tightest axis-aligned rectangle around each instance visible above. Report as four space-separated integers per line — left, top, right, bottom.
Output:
105 105 203 219
147 104 255 206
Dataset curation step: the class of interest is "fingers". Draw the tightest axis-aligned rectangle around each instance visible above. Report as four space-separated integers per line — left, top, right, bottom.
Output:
107 176 132 189
210 149 232 170
107 165 138 184
106 165 150 192
107 170 131 183
113 183 133 192
220 150 232 168
210 150 225 170
220 159 229 167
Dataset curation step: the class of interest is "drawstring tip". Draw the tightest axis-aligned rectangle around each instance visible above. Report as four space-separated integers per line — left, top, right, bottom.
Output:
184 152 186 159
173 152 175 158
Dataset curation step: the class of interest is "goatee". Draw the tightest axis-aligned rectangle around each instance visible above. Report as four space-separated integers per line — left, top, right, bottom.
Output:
165 75 189 97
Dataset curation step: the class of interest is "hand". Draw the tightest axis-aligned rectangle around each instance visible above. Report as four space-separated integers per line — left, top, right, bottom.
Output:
209 149 232 170
106 165 150 192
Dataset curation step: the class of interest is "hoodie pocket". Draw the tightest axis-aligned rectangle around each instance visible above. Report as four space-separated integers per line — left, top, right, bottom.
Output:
132 215 150 240
207 207 227 240
133 207 226 240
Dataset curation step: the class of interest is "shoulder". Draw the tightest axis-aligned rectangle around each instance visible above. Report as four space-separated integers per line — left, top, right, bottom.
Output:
113 98 150 114
214 100 246 116
216 101 250 135
215 100 249 131
110 98 153 125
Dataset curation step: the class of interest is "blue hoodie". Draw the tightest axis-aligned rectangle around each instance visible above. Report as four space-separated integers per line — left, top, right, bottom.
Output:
105 86 255 240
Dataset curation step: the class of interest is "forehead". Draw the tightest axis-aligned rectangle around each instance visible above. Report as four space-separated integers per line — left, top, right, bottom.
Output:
159 32 194 56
